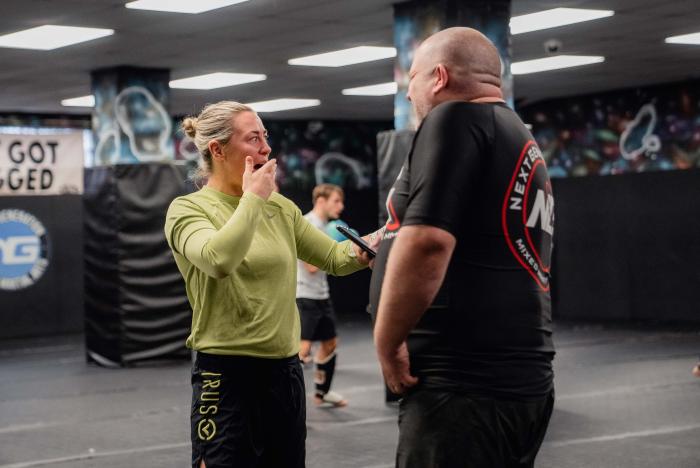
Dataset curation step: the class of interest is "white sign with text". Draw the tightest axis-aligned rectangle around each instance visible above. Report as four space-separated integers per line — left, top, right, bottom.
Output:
0 132 84 196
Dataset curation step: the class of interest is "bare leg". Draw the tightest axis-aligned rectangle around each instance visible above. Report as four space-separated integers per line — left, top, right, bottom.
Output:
316 337 337 361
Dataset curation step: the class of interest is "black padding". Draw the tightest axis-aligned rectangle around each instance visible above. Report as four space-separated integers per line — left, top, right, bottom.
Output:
84 163 193 365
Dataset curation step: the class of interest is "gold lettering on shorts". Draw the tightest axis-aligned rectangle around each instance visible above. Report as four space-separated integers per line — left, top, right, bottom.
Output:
203 379 221 390
197 370 222 441
197 419 216 441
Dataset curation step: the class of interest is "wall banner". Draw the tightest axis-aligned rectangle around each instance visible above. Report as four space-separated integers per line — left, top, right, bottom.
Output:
0 133 84 195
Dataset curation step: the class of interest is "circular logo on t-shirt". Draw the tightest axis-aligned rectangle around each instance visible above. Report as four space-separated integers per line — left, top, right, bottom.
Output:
502 141 554 291
0 209 49 291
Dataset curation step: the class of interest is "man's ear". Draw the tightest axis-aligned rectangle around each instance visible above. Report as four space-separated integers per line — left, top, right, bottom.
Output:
432 64 449 95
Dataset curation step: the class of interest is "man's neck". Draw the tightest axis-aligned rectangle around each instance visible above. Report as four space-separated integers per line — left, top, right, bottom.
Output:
311 206 328 223
470 96 505 104
467 80 505 103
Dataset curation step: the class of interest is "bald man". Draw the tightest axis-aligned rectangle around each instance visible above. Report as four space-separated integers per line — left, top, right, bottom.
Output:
370 28 555 468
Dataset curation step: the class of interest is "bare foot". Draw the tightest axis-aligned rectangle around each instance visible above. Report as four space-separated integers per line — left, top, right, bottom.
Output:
692 364 700 378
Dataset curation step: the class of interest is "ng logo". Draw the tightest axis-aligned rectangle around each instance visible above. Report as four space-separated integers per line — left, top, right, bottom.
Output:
0 236 40 265
502 141 554 291
0 209 49 291
525 189 555 236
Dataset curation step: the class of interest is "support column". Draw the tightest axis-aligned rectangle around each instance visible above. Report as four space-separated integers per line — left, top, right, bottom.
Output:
85 67 190 366
393 0 513 130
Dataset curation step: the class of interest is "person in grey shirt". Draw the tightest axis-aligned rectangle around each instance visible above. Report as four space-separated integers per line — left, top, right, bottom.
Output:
297 183 348 407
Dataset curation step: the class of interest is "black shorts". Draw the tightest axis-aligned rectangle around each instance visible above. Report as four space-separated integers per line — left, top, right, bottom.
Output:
396 388 554 468
296 298 337 341
191 352 306 468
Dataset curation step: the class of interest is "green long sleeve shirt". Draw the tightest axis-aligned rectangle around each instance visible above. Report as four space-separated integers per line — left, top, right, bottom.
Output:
164 186 365 358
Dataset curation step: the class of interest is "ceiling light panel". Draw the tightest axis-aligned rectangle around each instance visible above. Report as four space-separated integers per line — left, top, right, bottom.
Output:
342 82 397 96
0 26 114 51
289 46 397 67
510 8 614 35
511 55 605 75
169 72 266 90
665 32 700 45
246 99 321 113
125 0 250 14
61 95 95 107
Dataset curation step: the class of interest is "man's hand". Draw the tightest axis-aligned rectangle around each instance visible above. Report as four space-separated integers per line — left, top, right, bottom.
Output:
242 156 276 200
372 225 455 395
377 341 418 395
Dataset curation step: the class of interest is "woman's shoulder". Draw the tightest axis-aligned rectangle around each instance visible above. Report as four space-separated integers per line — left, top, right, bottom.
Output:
168 189 214 215
268 192 301 215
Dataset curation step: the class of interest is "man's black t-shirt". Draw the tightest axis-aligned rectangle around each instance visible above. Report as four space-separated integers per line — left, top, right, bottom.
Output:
369 100 555 399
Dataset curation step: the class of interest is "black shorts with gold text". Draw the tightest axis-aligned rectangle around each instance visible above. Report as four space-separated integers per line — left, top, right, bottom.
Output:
191 352 306 468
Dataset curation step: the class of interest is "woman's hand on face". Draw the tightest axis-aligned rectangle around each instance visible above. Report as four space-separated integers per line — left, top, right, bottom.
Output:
243 156 277 200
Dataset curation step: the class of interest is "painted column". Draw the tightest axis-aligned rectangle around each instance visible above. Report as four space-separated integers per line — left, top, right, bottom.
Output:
393 0 513 130
85 66 189 365
91 66 173 165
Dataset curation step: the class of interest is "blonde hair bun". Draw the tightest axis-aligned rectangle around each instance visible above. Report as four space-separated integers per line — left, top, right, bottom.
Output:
182 117 198 138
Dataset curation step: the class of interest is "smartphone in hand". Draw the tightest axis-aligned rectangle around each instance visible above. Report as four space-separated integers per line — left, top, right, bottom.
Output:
336 225 377 258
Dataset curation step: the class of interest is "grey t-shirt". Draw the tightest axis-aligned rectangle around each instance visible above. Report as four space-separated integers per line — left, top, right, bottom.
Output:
296 211 330 299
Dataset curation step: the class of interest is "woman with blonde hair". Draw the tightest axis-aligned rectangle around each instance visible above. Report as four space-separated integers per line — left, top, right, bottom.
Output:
165 101 374 468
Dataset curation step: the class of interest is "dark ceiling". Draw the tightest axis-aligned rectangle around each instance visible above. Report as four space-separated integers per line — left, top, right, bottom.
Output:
0 0 698 120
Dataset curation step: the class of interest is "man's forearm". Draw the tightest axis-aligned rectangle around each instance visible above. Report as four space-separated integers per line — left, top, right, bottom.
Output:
363 226 385 245
374 225 455 355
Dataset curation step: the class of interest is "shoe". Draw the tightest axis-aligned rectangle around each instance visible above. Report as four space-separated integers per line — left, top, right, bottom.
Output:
314 390 347 408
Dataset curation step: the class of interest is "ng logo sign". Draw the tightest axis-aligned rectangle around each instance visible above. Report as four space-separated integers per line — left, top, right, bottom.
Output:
502 141 554 291
0 209 49 291
0 236 40 265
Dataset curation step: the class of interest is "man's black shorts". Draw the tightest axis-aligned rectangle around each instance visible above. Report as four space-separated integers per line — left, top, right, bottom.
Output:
296 298 337 341
191 352 306 468
396 388 554 468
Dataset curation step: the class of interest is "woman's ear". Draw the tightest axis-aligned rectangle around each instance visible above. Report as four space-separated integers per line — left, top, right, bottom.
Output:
208 140 224 161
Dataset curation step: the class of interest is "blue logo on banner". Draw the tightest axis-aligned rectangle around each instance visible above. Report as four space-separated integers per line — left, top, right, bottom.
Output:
0 209 49 290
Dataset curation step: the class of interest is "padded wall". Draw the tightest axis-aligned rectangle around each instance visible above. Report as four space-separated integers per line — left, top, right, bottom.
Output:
84 163 192 365
0 195 84 338
551 169 700 322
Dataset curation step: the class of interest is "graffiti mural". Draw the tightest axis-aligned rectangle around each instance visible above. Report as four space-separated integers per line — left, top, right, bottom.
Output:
519 80 700 177
91 68 173 166
175 119 391 192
